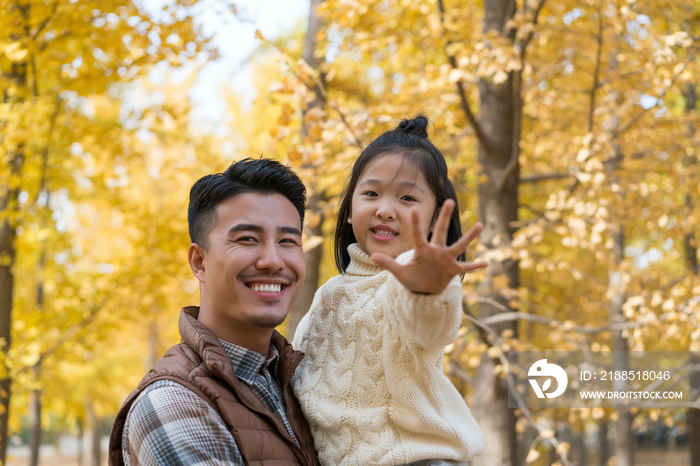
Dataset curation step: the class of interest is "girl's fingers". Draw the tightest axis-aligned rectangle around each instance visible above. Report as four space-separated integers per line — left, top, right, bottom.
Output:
409 208 428 248
370 252 403 277
431 199 454 246
448 222 484 256
458 260 489 274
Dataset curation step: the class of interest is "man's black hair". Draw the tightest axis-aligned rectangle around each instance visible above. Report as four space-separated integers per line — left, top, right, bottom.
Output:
334 115 466 272
188 158 306 250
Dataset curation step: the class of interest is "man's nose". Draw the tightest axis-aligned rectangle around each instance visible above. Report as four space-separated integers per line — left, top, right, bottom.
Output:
256 243 285 272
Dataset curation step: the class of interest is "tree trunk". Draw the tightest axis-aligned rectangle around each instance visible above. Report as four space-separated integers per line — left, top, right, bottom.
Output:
573 431 588 466
690 355 700 466
77 419 84 466
607 137 633 466
287 0 327 340
146 307 159 369
0 14 30 456
0 148 23 465
29 364 42 466
82 401 101 466
92 419 101 466
598 419 609 466
681 81 700 466
471 2 519 465
604 31 633 458
29 251 47 466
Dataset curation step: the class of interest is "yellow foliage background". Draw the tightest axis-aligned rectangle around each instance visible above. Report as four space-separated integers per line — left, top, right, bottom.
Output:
2 0 700 464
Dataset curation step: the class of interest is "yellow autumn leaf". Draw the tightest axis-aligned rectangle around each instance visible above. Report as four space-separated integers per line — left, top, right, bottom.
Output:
526 448 540 463
493 70 508 84
4 42 28 62
303 235 324 252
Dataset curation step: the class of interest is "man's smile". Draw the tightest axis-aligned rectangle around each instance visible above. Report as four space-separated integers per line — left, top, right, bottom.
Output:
241 275 294 298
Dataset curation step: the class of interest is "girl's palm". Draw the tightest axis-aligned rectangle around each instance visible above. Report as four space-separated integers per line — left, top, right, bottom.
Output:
370 199 488 294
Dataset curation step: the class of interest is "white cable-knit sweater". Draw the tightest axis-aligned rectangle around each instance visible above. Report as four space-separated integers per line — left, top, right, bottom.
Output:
292 244 485 466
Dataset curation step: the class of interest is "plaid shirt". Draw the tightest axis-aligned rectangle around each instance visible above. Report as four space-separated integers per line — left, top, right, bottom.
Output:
122 340 299 466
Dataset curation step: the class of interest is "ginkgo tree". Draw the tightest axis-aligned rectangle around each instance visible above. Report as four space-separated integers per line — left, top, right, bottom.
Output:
5 0 700 465
238 0 700 465
0 0 213 462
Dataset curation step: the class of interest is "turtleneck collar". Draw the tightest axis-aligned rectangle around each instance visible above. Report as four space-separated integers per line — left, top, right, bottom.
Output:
345 243 385 276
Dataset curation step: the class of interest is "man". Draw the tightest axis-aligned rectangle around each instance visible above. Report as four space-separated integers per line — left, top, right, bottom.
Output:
108 158 320 465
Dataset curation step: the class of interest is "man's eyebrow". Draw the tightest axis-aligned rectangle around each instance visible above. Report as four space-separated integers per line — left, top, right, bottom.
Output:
279 226 302 237
227 224 302 237
227 223 264 234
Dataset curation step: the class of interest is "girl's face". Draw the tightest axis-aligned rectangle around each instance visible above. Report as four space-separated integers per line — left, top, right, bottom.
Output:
349 153 436 259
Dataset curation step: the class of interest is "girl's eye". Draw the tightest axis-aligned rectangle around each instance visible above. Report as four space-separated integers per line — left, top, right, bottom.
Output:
364 191 378 197
401 195 416 202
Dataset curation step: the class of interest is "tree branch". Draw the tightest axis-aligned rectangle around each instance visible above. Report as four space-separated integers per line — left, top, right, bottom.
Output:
461 305 575 466
467 296 647 334
437 0 493 156
12 297 108 378
32 2 58 41
520 172 573 183
496 0 548 194
33 95 61 206
588 0 604 134
328 103 363 149
497 146 520 193
262 34 364 150
518 0 548 64
615 46 698 136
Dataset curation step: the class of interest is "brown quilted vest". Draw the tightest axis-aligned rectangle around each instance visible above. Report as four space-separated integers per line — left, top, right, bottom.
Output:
108 306 320 466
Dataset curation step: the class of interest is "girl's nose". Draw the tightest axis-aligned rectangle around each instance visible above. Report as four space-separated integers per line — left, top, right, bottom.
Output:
376 202 396 220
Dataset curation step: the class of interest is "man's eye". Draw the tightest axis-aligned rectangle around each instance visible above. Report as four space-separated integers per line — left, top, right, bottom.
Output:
238 236 257 242
280 238 298 245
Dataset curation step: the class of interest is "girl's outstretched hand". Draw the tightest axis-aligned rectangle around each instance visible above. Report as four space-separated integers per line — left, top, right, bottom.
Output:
370 199 488 294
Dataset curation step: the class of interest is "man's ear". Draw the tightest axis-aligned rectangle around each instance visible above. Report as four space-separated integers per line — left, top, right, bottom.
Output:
188 243 207 283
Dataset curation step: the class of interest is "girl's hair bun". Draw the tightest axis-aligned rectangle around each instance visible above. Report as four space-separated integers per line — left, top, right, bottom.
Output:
395 115 429 139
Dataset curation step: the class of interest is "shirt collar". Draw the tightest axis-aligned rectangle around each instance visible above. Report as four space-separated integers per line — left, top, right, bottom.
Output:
218 339 280 385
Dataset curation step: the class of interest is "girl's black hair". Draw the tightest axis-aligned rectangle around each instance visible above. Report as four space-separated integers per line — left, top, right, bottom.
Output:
333 115 466 273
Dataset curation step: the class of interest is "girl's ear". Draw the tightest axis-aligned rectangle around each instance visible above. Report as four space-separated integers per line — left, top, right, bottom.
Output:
348 217 352 224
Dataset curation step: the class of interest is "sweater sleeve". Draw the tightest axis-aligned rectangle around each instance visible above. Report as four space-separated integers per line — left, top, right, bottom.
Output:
382 250 464 351
292 307 313 350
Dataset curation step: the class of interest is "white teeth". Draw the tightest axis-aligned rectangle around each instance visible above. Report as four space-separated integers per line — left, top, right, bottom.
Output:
374 229 397 237
251 284 282 293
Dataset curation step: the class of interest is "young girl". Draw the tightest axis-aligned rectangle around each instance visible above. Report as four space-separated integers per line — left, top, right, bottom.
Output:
292 116 486 466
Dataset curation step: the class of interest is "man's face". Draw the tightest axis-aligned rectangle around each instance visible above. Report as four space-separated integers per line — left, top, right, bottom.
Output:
199 192 305 330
